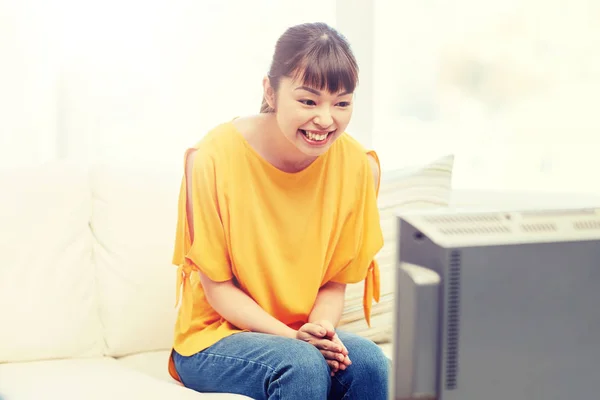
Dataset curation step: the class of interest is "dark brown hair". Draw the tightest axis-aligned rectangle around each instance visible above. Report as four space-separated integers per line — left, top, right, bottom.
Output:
260 22 359 113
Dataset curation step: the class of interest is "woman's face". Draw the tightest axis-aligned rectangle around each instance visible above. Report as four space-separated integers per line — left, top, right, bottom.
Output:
265 75 354 158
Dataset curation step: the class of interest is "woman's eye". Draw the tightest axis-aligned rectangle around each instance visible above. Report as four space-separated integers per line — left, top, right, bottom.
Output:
337 101 351 107
299 99 316 106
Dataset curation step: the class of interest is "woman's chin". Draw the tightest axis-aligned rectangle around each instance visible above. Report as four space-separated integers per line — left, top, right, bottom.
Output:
296 130 337 155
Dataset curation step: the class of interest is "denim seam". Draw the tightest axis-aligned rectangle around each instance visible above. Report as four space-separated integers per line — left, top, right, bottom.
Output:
333 371 351 392
200 351 277 372
274 374 282 400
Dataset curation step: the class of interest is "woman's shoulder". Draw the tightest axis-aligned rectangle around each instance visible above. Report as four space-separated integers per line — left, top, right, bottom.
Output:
188 120 243 160
328 133 381 195
334 132 375 158
331 132 380 175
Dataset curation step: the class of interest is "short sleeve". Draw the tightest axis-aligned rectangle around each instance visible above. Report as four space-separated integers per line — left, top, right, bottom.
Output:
328 151 383 326
172 148 232 282
330 151 383 285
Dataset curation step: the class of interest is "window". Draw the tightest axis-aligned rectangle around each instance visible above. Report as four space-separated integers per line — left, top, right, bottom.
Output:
368 0 600 191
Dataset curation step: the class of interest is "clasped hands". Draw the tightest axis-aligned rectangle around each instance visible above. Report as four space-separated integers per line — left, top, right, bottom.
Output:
296 320 352 376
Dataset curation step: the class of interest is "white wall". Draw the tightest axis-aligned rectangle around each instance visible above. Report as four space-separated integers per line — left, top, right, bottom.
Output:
2 0 336 168
0 0 61 167
2 0 599 194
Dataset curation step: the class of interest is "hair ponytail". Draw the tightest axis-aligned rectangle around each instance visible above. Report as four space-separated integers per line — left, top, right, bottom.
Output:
260 97 274 113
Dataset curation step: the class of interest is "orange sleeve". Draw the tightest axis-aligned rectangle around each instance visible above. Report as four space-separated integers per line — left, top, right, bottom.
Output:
329 151 384 325
172 148 232 332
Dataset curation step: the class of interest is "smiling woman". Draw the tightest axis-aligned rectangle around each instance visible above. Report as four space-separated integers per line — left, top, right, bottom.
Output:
291 85 354 147
169 21 389 400
258 75 355 165
258 22 359 160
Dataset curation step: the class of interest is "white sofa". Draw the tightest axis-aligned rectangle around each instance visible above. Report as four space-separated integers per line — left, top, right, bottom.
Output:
0 161 252 399
2 159 599 400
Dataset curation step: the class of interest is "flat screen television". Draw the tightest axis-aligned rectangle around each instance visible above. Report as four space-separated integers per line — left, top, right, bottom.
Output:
391 207 600 400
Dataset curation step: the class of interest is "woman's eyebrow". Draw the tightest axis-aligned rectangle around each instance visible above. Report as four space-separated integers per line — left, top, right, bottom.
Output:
295 86 321 95
294 86 353 97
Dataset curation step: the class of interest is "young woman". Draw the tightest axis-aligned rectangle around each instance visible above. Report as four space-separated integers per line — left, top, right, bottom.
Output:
169 22 389 399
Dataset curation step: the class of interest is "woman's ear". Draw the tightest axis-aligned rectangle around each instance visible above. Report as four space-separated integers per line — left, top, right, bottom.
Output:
262 76 276 110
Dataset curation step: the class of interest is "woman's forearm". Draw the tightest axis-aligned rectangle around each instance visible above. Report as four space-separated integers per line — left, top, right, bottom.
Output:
199 273 297 339
308 281 347 327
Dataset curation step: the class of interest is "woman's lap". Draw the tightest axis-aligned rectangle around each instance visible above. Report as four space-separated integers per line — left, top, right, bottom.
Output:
330 331 389 399
173 330 388 400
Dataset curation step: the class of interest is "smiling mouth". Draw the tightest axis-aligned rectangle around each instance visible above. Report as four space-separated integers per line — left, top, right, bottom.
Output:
299 129 334 142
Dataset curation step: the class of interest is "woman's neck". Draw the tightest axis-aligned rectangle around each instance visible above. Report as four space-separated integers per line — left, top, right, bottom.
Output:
247 114 318 173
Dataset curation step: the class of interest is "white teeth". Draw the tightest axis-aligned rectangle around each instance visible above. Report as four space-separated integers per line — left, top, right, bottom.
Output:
304 130 330 141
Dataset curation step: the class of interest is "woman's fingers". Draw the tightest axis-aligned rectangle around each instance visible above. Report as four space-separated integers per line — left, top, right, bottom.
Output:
332 334 349 356
313 320 336 338
341 355 351 366
320 350 347 363
297 323 352 374
332 335 351 365
326 359 339 375
296 331 344 355
298 323 327 338
311 338 343 353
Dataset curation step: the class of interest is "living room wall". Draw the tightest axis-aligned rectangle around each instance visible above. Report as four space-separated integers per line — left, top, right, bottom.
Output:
1 0 599 194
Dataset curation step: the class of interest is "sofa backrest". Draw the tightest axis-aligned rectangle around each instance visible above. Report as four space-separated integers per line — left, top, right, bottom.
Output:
0 160 186 363
1 155 458 364
0 162 104 363
89 161 183 357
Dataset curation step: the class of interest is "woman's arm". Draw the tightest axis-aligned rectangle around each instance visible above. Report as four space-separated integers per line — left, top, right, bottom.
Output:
308 153 380 328
185 149 296 339
308 281 347 326
199 273 298 339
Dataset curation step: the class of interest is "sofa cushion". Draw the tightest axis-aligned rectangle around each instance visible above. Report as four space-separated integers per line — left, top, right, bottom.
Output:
116 349 250 399
117 350 177 383
339 154 454 343
90 162 183 357
0 357 248 399
0 161 104 363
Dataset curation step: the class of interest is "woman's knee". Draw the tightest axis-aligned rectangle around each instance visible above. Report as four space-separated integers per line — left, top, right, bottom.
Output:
341 334 390 383
278 339 331 376
274 340 331 394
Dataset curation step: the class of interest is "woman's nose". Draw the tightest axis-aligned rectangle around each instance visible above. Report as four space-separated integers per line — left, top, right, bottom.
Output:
313 107 334 128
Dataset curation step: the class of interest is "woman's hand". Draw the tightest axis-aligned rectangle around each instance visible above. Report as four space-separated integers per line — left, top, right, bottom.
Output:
314 320 352 375
296 321 352 375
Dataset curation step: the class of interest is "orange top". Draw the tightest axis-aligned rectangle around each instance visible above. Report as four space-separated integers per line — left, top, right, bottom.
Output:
168 121 383 381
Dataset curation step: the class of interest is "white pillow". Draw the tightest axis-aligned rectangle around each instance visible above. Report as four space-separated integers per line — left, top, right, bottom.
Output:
339 154 455 343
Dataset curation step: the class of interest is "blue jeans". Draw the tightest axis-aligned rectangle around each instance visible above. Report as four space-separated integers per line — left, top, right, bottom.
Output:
173 330 389 399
